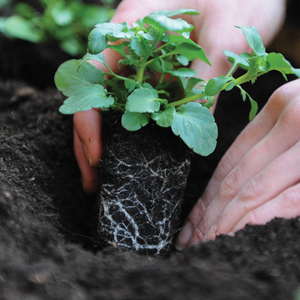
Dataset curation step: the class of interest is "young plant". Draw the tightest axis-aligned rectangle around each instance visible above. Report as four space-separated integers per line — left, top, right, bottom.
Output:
55 9 300 156
0 0 116 56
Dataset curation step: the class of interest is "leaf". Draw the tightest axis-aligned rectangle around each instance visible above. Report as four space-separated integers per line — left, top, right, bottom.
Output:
108 41 130 57
186 77 204 94
169 43 211 65
236 26 265 56
176 55 189 66
130 36 150 57
205 76 231 96
171 102 218 156
121 111 150 131
152 9 199 17
249 97 258 121
143 25 157 40
126 86 161 113
147 57 173 73
225 79 236 91
51 2 73 26
54 60 105 97
144 10 196 33
223 50 249 70
59 85 114 114
3 15 43 43
88 27 108 54
261 53 299 75
168 68 197 77
151 105 175 127
124 80 137 93
88 23 134 54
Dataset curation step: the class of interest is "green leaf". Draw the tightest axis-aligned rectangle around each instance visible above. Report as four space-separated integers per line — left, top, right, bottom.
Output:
126 86 161 113
51 2 73 26
54 60 105 97
169 43 211 65
292 67 300 78
176 55 189 66
205 76 231 96
147 57 173 73
186 78 204 93
249 97 258 121
144 10 196 33
247 55 264 78
223 50 249 70
88 27 108 54
151 9 199 17
3 15 43 43
124 80 137 93
261 53 299 75
14 2 36 18
169 68 197 77
130 36 150 57
236 26 265 56
151 105 175 127
108 41 130 57
59 85 114 114
121 111 150 131
81 52 107 68
171 102 217 156
225 79 236 91
143 25 157 40
88 23 134 54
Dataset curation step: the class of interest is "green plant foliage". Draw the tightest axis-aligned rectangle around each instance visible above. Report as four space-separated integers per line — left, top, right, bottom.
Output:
0 0 116 56
55 9 300 156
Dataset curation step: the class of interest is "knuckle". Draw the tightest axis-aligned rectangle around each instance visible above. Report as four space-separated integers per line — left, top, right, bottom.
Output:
214 147 237 183
279 187 300 210
218 167 241 203
281 98 300 127
238 175 265 203
268 80 300 114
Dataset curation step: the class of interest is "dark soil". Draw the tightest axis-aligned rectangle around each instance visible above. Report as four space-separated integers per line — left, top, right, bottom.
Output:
99 112 191 255
1 9 300 299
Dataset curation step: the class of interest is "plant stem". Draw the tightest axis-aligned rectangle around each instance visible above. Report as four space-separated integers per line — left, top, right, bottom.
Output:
136 66 144 82
170 92 206 107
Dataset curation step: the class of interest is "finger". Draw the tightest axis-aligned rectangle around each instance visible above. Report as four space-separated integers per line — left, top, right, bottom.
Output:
189 91 300 244
201 140 300 242
74 128 99 194
73 109 102 194
176 80 300 249
73 109 103 168
231 182 300 234
191 80 300 219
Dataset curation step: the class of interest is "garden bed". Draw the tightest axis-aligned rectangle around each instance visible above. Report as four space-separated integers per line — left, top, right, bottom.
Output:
1 11 300 300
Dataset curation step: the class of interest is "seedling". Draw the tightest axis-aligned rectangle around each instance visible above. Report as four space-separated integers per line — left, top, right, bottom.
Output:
55 9 300 156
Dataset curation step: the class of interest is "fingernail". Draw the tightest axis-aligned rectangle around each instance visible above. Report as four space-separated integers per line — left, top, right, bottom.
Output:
228 231 235 237
82 143 93 167
175 222 192 251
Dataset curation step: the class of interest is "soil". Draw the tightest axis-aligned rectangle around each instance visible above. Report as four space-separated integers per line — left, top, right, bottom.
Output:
1 6 300 299
99 112 191 255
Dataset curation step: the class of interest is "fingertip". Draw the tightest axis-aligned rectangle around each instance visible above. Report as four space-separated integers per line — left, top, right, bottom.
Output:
81 169 99 194
175 222 193 251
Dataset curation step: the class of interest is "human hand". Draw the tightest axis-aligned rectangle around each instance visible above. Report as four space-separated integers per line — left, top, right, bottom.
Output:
176 79 300 250
74 0 286 193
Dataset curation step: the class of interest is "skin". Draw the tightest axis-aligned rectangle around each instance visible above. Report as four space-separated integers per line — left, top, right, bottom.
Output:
73 0 298 249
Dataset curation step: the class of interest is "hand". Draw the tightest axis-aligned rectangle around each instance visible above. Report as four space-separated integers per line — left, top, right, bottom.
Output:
74 0 286 193
176 79 300 250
